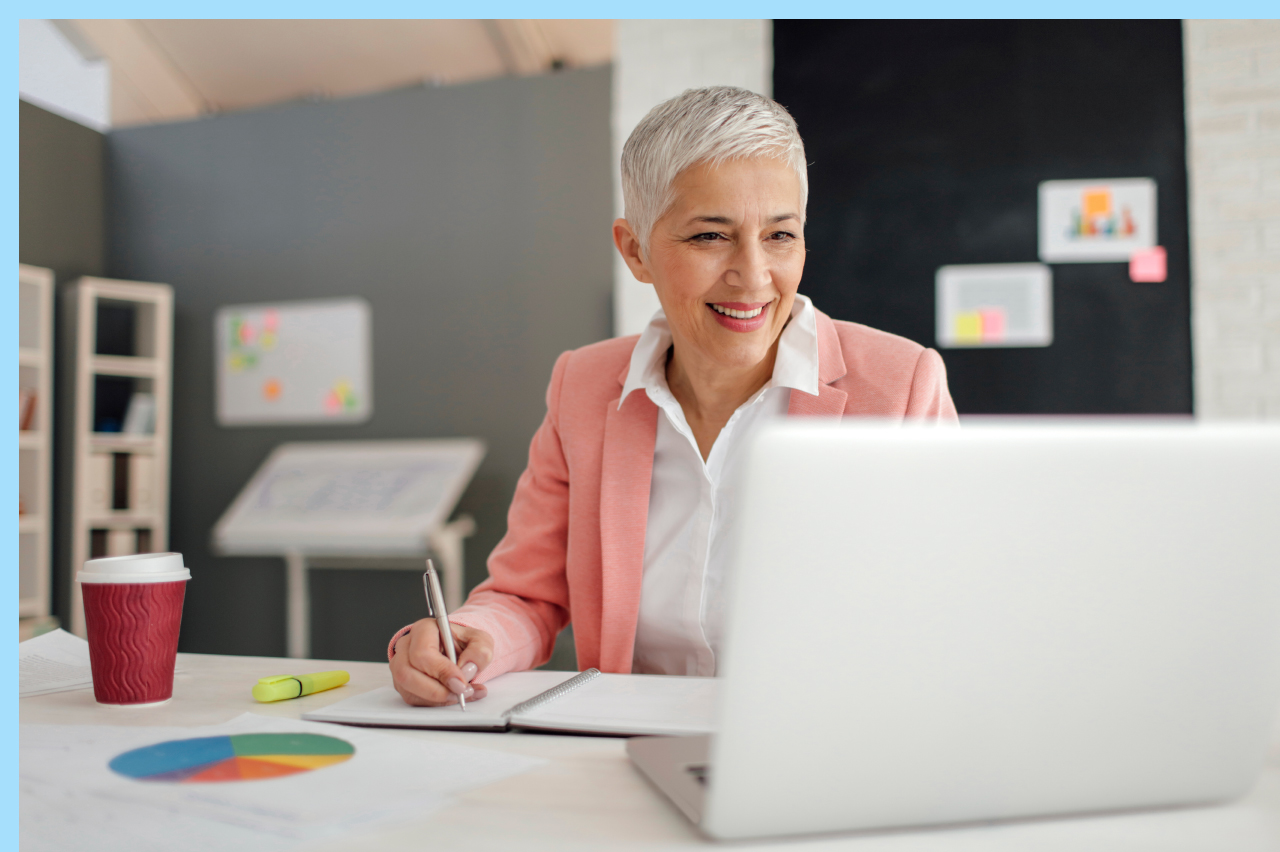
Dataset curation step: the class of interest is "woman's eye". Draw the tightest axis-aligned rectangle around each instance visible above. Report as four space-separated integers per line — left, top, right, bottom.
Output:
691 232 725 242
768 231 797 241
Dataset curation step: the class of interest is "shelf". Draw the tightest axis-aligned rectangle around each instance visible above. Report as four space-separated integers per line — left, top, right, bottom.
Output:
19 599 47 619
19 517 43 534
19 432 45 450
70 276 173 638
84 514 162 528
19 615 60 641
19 349 44 367
91 355 159 378
90 433 158 452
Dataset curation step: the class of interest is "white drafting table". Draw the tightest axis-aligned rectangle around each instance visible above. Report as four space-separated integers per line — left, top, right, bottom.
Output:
212 439 485 658
20 653 1280 851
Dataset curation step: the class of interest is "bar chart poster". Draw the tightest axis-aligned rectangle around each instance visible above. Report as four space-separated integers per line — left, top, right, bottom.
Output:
1038 178 1157 263
215 297 371 426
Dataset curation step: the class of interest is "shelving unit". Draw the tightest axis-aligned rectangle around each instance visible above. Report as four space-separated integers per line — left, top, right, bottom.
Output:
65 277 173 638
19 265 55 639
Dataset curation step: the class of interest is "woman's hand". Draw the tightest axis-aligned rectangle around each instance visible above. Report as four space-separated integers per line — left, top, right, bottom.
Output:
390 618 494 706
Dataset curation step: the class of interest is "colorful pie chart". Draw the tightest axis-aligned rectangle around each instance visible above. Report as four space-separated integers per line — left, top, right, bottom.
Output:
109 733 354 783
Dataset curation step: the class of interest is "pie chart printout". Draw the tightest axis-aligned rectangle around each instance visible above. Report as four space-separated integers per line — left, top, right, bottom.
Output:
109 733 355 783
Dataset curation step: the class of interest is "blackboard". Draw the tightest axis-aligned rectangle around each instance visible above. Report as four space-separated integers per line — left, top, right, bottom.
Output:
773 21 1191 414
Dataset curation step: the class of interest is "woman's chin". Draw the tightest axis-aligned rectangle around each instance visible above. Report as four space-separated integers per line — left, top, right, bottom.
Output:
701 338 775 372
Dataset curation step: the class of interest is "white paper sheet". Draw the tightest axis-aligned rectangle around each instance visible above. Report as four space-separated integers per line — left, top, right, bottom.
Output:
19 629 94 696
20 712 543 851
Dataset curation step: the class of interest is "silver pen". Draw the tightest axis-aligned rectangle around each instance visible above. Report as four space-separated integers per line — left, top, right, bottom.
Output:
423 560 465 711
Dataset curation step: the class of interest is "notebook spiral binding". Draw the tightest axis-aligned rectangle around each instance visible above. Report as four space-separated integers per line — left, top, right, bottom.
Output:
504 668 601 718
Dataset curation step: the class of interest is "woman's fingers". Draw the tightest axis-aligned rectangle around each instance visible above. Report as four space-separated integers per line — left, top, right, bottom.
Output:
390 619 494 706
405 619 465 683
393 619 463 705
392 661 455 706
453 625 495 682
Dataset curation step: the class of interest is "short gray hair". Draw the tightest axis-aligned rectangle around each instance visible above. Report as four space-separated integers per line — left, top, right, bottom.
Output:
621 86 808 255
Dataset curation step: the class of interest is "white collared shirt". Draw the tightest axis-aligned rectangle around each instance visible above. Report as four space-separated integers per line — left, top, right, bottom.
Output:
620 295 821 676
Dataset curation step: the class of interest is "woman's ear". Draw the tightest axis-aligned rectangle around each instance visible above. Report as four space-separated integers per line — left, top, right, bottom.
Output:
612 218 654 284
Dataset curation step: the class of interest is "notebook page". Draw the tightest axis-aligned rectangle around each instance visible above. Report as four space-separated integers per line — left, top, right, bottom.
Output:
510 673 718 736
302 670 578 729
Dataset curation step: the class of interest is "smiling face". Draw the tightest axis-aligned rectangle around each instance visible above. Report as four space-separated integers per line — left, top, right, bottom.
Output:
616 156 807 380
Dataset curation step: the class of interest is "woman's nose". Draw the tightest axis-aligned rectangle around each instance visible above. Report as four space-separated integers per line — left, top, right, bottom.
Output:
727 239 770 289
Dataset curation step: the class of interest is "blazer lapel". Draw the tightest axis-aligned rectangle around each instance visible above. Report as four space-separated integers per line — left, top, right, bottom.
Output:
788 383 849 417
598 376 657 672
788 309 849 417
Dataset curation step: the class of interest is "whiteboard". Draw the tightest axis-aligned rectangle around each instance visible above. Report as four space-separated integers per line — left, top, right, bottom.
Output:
215 298 372 426
212 439 485 555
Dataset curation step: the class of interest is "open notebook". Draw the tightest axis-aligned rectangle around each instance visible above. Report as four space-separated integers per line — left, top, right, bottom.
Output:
302 669 717 736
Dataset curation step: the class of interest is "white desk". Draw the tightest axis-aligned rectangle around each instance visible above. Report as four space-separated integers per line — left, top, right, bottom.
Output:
20 653 1280 851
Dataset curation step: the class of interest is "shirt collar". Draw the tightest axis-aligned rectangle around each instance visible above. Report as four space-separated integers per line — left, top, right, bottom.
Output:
619 294 821 409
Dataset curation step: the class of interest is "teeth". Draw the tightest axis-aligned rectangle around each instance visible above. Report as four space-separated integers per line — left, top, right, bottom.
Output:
711 304 764 319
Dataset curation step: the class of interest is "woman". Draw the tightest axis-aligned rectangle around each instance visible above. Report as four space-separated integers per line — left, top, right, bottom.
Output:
389 86 958 706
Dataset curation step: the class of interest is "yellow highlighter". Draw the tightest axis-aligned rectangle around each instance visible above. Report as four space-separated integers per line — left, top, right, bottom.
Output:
252 670 350 702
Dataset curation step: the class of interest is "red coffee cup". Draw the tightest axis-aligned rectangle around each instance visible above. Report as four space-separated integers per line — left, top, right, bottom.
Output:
77 552 191 705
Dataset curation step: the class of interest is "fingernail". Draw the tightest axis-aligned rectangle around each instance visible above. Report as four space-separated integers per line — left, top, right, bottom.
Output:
463 685 475 698
460 662 478 681
447 677 467 695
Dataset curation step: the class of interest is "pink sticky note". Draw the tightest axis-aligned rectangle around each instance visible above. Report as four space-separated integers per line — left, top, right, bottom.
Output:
979 308 1006 342
1130 246 1167 282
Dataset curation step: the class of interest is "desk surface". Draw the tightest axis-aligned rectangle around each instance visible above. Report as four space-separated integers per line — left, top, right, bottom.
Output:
21 653 1280 851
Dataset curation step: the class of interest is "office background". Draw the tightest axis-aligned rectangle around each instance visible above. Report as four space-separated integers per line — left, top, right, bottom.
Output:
19 20 1280 663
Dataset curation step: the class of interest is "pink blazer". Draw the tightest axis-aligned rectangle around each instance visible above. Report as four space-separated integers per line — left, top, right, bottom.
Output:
390 309 958 681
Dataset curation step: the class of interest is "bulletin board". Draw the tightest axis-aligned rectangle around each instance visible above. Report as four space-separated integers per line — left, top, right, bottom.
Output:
773 21 1192 415
215 298 372 426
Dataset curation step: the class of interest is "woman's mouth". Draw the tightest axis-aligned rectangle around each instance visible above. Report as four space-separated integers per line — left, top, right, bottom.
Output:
707 301 770 332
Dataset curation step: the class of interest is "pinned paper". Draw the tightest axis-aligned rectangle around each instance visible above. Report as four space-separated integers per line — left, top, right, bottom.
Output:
1039 178 1156 263
1129 246 1167 282
936 264 1053 349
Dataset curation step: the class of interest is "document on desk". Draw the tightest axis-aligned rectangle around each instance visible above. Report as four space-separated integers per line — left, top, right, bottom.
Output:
303 669 719 736
20 712 543 852
19 629 95 696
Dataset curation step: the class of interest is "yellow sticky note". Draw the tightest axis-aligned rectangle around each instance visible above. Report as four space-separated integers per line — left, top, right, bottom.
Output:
954 312 983 343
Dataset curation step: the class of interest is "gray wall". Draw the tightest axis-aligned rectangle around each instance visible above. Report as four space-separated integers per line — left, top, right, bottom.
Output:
105 67 613 662
19 100 105 280
19 100 107 625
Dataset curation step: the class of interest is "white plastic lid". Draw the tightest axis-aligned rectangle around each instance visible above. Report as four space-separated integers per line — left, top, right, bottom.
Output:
78 552 191 584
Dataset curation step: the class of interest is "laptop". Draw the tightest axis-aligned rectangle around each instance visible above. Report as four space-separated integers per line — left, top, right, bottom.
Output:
628 421 1280 840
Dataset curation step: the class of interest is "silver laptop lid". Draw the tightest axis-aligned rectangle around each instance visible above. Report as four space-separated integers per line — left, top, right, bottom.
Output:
705 422 1280 840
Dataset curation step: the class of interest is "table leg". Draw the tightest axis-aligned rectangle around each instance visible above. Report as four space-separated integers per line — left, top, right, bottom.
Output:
429 515 475 612
285 550 309 659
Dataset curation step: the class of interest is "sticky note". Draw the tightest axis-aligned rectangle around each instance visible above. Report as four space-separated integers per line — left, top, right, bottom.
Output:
954 312 983 343
978 308 1006 342
1129 246 1167 282
1083 189 1112 218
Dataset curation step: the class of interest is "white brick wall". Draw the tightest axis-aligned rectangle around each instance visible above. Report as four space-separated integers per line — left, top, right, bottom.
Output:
1184 20 1280 419
612 20 772 337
